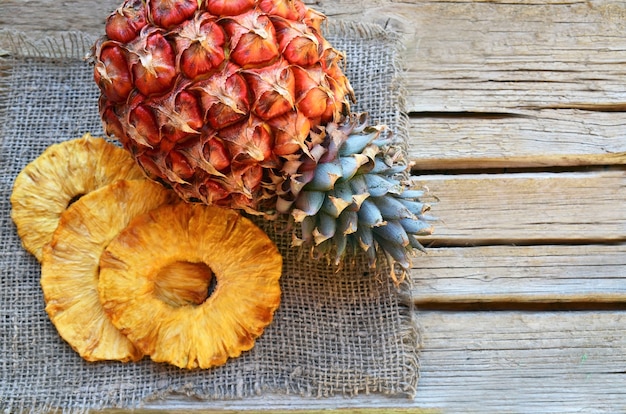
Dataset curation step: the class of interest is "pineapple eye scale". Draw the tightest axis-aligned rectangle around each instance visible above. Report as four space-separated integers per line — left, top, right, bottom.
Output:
93 0 354 214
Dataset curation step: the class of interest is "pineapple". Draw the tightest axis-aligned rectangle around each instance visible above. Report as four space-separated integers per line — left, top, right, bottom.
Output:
92 0 354 212
10 134 145 261
98 202 282 369
41 179 180 362
93 0 432 281
151 260 215 307
267 113 433 281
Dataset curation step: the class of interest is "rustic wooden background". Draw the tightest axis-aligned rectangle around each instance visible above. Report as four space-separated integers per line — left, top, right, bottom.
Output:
2 0 625 412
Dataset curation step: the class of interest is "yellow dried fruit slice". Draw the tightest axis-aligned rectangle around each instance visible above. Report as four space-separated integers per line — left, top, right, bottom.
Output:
10 134 145 261
41 179 180 362
98 203 283 369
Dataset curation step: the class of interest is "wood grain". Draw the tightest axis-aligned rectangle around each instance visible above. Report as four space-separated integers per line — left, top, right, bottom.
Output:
396 0 626 112
4 2 624 171
410 244 626 304
3 0 624 113
415 311 626 412
136 312 626 413
415 169 626 244
408 110 626 170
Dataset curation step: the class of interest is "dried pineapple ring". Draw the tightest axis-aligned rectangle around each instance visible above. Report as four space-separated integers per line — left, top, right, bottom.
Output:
41 179 180 362
10 134 145 261
98 203 283 369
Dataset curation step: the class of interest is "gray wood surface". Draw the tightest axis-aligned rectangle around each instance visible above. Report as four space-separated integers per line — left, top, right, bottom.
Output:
2 0 625 412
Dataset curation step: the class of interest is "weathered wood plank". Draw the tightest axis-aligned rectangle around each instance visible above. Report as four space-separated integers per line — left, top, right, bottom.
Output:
0 0 117 34
407 110 626 170
0 0 372 37
395 0 626 112
0 0 376 52
131 312 626 413
106 407 437 413
3 0 624 116
415 311 626 412
410 244 626 304
416 169 626 244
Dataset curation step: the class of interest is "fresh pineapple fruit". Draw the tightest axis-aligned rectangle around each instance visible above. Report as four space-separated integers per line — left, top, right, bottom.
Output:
92 0 433 281
10 135 145 261
92 0 354 212
98 202 282 369
41 179 179 362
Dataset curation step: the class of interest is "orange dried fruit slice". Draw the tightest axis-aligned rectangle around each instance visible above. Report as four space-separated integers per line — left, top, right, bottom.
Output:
41 179 180 362
10 134 145 261
98 203 283 369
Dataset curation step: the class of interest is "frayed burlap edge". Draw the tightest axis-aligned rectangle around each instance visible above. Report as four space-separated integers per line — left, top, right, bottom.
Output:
0 21 421 409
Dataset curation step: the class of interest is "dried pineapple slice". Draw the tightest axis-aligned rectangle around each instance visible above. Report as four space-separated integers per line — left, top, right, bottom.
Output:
41 179 180 362
98 203 283 369
11 134 146 261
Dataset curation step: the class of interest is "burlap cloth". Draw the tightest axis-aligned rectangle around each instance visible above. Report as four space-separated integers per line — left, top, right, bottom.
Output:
0 22 419 412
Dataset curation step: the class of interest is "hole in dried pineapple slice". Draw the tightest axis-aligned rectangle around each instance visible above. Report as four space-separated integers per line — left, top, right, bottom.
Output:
66 193 86 208
153 261 215 307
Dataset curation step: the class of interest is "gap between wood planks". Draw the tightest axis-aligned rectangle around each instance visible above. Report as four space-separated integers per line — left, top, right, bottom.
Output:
406 108 625 312
410 241 626 311
415 300 626 312
405 108 626 170
411 163 623 176
406 164 626 309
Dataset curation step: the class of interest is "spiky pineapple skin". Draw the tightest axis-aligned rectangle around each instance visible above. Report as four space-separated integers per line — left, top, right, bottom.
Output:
93 0 354 212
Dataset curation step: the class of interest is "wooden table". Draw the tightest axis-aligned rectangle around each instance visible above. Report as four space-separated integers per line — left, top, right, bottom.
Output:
2 0 625 412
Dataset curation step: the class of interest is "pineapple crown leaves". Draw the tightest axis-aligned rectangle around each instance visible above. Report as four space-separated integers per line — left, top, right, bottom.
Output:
268 113 435 284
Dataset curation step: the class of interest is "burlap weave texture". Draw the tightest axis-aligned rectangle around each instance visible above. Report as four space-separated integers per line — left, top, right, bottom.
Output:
0 23 419 413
